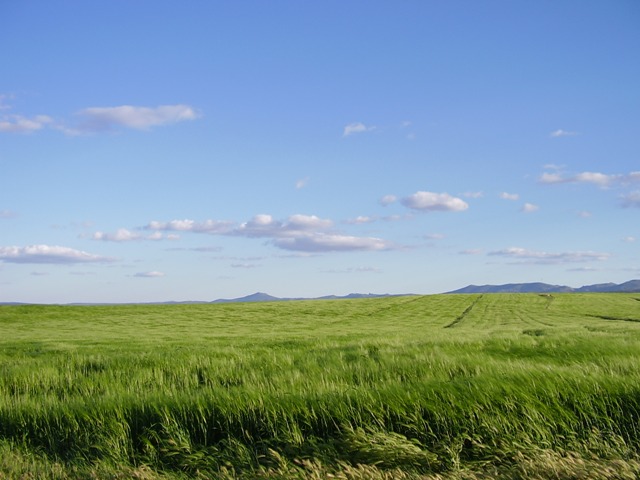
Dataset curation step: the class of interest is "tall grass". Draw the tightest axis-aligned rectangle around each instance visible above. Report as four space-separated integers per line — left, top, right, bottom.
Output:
1 294 640 478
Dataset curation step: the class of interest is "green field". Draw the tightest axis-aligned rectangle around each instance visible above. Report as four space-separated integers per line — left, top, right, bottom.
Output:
1 293 640 479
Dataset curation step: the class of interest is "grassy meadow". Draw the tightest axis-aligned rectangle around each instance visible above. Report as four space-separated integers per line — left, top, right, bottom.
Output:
1 293 640 478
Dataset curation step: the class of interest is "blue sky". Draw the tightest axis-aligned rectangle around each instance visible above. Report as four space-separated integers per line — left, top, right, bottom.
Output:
1 1 639 303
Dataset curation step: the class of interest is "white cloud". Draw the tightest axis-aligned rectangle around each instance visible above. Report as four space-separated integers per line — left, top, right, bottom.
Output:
345 216 375 225
489 247 610 264
0 97 201 135
578 211 592 218
550 129 579 138
462 191 484 199
538 172 565 184
379 194 397 206
521 203 539 213
532 169 635 206
133 271 165 278
574 172 615 187
295 177 310 189
547 171 615 186
146 213 393 253
0 210 16 218
0 245 115 264
538 170 640 188
190 246 224 253
626 172 640 184
621 191 640 208
0 114 53 133
0 94 55 134
287 214 333 231
234 214 333 238
274 233 392 252
92 228 177 242
93 228 141 242
500 192 519 201
343 122 375 137
425 233 445 240
567 266 599 272
146 219 233 234
382 214 410 222
212 255 264 262
622 236 636 243
401 191 469 212
75 104 200 132
323 266 381 274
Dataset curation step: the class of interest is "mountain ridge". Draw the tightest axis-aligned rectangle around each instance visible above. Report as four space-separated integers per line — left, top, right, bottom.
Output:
2 280 638 305
0 293 406 306
447 279 640 294
211 292 403 303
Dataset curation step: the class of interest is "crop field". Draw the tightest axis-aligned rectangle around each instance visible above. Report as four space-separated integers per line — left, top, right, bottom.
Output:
1 294 640 479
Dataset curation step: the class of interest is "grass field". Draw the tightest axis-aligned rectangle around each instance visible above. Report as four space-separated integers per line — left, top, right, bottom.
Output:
1 293 640 479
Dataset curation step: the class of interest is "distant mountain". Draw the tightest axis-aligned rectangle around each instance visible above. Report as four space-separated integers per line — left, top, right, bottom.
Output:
0 293 409 306
575 282 619 293
449 283 572 294
212 292 281 303
448 280 640 294
315 293 398 300
211 292 404 303
578 279 640 293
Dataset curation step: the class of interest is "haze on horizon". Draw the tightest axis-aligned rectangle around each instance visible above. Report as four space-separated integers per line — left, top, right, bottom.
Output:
1 1 639 304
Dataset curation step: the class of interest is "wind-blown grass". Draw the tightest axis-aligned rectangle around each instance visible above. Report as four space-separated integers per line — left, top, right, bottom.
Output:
1 293 640 478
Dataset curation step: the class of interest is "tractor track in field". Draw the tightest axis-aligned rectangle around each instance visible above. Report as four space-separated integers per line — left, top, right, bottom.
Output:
369 295 425 315
444 294 484 328
589 314 640 323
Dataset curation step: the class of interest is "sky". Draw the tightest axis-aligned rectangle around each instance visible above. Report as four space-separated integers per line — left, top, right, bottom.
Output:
1 1 639 303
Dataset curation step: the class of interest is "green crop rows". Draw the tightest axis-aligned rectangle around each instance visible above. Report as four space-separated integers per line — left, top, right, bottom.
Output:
1 293 640 478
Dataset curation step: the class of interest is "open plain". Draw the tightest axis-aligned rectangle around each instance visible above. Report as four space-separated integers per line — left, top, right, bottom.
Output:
1 293 640 478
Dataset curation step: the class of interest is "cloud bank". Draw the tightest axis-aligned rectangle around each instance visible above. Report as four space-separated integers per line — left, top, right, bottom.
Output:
0 245 114 264
273 233 390 252
146 219 234 234
0 114 53 133
143 213 395 253
0 97 200 135
75 104 200 132
489 247 610 265
539 170 640 188
92 228 176 241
